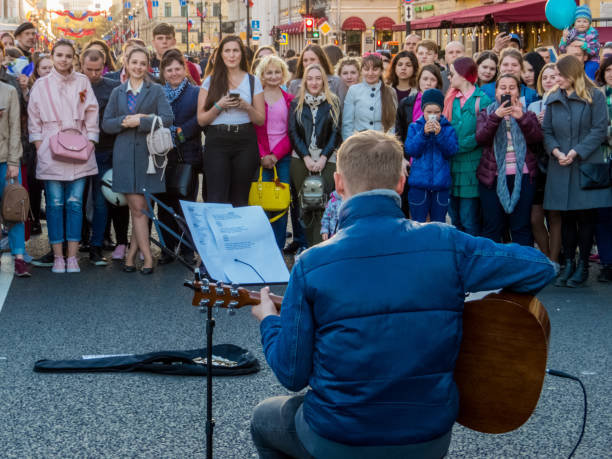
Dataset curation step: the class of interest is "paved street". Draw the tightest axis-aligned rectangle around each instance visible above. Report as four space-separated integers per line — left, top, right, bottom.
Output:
0 232 610 458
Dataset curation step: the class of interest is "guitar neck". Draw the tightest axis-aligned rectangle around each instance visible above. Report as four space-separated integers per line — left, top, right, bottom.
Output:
247 290 283 311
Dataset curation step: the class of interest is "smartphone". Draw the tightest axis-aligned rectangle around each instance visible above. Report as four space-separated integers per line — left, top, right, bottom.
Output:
499 23 510 35
229 92 240 100
428 114 437 122
501 94 512 107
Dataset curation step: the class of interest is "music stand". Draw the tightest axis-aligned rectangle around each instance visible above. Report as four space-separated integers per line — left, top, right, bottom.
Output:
143 192 217 459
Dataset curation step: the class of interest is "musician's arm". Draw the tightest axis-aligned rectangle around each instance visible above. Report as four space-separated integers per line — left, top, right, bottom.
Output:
259 262 314 392
453 230 556 294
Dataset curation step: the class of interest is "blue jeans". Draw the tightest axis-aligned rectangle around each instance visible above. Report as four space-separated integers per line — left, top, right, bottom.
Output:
44 178 87 244
0 163 25 255
596 207 612 266
449 196 480 236
479 175 535 247
90 150 112 248
408 187 450 223
261 156 291 250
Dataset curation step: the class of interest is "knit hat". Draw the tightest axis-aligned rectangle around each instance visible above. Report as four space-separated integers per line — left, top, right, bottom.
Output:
452 57 478 84
575 5 592 22
14 22 35 38
421 88 445 111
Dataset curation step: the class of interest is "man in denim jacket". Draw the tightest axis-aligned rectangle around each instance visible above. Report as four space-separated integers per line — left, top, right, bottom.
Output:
251 130 556 459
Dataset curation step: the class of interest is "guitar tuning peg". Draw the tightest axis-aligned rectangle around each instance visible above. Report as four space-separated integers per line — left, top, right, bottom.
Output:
227 300 238 316
214 299 224 313
215 282 224 296
201 278 210 293
198 298 210 313
231 283 239 298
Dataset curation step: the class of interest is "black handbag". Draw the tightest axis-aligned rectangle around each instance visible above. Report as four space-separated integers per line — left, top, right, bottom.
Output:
166 147 197 198
579 162 611 190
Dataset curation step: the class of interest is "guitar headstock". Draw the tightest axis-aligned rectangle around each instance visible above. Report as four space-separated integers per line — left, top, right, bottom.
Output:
184 279 254 314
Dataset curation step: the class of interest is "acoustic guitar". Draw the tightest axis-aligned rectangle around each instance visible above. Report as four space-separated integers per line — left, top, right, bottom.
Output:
185 280 550 435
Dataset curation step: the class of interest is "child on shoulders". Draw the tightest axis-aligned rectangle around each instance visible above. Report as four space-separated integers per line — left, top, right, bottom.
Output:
559 5 600 62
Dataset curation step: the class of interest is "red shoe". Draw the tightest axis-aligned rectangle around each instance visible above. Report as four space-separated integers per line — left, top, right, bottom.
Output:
14 258 31 278
589 253 600 263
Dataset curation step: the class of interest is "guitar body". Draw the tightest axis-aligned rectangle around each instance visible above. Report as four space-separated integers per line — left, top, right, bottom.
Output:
185 281 550 435
455 291 550 434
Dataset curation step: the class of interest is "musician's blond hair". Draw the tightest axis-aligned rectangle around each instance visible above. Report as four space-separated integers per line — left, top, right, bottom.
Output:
336 131 403 195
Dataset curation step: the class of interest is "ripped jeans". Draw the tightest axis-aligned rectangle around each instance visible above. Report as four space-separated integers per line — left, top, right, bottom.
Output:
44 179 87 245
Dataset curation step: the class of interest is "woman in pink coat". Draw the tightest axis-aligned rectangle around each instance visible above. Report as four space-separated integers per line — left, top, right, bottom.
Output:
28 39 99 274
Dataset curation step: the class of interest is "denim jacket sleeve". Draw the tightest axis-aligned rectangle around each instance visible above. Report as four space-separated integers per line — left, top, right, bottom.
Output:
453 229 555 293
260 261 314 391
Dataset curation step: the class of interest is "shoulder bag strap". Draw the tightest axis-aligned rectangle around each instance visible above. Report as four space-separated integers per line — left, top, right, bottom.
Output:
249 74 255 101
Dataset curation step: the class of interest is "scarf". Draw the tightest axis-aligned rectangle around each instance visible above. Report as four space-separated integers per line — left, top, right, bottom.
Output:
164 78 189 104
486 102 528 214
164 79 189 145
305 93 326 159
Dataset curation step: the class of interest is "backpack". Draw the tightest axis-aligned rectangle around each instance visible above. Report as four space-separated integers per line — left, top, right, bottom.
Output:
2 180 30 223
300 174 327 211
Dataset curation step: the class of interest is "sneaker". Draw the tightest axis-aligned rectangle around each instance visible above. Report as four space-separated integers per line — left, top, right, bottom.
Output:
32 250 55 268
112 244 127 260
66 256 80 273
589 253 600 263
14 259 31 277
79 242 90 253
89 247 109 266
52 256 66 273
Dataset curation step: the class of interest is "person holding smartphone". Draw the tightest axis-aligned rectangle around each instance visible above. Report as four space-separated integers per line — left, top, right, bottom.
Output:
475 74 542 247
404 88 458 223
197 35 265 206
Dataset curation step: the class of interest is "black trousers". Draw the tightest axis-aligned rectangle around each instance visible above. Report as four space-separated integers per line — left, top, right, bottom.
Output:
561 209 597 262
203 124 259 207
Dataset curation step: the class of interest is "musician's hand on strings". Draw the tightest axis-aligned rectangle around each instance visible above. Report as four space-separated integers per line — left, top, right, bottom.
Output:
251 286 279 322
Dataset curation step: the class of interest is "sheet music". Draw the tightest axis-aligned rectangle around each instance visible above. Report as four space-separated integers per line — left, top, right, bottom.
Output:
180 202 290 284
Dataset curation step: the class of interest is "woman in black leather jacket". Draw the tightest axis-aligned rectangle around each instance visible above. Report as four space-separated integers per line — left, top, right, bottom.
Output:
289 63 341 246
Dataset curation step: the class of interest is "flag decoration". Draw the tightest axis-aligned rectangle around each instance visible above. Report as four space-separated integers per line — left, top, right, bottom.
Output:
242 0 254 7
187 19 193 31
48 10 106 21
57 27 96 38
144 0 153 19
196 7 207 18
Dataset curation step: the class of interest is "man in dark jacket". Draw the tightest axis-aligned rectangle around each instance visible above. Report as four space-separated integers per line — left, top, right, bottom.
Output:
81 49 120 266
250 130 556 458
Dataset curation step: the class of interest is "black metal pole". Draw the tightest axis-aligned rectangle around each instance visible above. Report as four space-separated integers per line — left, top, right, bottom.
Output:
246 0 250 48
218 3 222 42
205 299 215 459
186 2 190 54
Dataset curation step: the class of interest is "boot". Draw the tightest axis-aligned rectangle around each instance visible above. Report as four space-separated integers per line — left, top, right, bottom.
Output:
555 258 575 287
597 265 612 283
567 259 589 288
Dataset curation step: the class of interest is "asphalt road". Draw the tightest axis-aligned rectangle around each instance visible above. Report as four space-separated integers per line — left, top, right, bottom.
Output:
0 232 610 458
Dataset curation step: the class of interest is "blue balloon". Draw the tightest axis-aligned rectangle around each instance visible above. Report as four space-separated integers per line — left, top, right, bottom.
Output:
545 0 576 30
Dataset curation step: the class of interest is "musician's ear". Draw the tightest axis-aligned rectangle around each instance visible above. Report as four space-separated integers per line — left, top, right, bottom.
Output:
334 171 348 200
396 174 406 196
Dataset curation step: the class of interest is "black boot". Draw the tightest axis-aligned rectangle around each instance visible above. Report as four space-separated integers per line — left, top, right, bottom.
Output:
567 259 589 288
597 265 612 283
555 258 575 287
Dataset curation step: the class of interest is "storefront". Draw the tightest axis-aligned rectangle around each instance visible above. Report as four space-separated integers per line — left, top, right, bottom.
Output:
393 0 561 54
342 16 366 56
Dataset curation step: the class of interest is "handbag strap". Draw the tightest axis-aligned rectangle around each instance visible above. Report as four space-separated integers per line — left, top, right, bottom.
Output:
150 115 162 136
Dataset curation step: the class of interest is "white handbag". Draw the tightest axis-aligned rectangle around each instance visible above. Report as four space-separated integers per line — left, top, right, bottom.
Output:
146 115 173 176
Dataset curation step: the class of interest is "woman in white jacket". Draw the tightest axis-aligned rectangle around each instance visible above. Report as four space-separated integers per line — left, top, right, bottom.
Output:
342 52 397 141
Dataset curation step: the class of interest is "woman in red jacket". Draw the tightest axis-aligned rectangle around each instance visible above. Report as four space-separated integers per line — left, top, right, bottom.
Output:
254 55 294 249
476 74 542 246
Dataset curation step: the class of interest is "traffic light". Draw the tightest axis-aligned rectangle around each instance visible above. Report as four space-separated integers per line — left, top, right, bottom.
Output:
304 17 317 39
376 39 382 48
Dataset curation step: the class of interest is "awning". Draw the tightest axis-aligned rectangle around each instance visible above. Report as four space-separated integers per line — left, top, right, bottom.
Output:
277 17 327 35
342 16 366 31
373 16 395 30
398 0 547 31
599 27 612 43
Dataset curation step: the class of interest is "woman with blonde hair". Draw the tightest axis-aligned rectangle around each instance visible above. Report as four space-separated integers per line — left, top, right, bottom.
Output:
288 63 341 246
253 55 294 249
342 52 397 140
543 55 610 287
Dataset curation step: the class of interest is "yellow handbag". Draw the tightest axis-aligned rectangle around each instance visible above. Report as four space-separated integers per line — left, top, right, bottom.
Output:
248 166 291 222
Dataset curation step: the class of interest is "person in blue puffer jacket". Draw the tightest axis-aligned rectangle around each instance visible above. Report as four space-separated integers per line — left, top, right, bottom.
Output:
405 88 458 222
250 130 556 459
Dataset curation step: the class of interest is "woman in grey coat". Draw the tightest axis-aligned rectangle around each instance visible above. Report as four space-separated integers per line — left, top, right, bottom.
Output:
102 47 173 274
542 55 611 287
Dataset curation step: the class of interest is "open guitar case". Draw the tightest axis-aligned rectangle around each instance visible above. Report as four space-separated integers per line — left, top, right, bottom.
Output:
34 344 259 376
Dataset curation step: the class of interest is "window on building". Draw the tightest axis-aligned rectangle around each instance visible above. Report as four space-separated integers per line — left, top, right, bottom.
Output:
181 5 188 17
164 2 171 16
181 31 188 43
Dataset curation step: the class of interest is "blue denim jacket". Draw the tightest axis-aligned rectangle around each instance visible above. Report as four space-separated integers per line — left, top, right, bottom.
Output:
260 191 555 446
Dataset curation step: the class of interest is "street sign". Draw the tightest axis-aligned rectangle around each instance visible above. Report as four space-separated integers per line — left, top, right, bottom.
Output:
319 21 331 35
251 20 260 30
279 33 288 45
252 36 260 40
